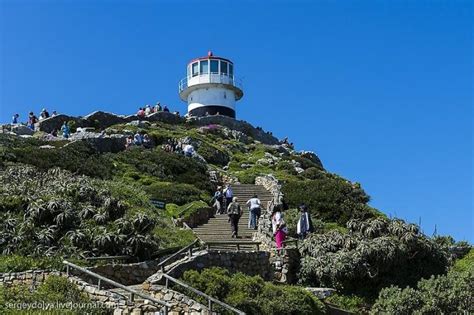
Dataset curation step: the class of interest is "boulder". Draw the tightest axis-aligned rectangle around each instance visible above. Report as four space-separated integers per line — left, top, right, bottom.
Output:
83 111 126 129
190 115 279 145
37 114 82 133
11 125 34 136
126 120 151 128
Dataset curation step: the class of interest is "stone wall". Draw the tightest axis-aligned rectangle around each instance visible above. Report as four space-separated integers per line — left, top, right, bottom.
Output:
0 270 208 315
0 269 58 288
80 260 161 287
253 193 301 284
255 174 283 205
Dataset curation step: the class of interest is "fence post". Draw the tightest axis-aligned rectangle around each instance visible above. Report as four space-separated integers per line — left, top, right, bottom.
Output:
66 265 69 276
97 279 101 290
165 277 169 289
188 246 192 259
130 292 134 302
208 299 212 311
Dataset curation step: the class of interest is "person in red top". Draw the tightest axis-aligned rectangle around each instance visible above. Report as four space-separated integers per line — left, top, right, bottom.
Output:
137 108 145 117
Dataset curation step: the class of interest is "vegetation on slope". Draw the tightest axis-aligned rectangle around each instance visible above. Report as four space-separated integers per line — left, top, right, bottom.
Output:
371 248 474 314
298 217 450 297
179 267 326 315
0 275 108 314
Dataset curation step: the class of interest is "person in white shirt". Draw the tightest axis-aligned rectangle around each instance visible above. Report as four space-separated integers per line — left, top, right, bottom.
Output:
183 144 194 157
246 194 261 230
144 105 151 115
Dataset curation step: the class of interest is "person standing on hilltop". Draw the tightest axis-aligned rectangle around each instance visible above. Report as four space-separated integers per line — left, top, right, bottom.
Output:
163 105 170 112
27 112 38 130
246 194 261 230
297 203 313 240
11 113 19 125
227 197 242 238
154 102 162 112
144 105 151 116
224 184 233 210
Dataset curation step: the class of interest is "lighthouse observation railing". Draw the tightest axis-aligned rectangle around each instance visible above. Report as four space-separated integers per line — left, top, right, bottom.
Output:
178 74 243 93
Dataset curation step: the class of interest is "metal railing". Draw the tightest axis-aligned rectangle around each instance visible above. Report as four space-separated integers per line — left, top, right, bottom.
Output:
204 240 261 251
85 255 134 263
163 273 245 315
157 239 200 273
63 260 171 314
178 74 244 93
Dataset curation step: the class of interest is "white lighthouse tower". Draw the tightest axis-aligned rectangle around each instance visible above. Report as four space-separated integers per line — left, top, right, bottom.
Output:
178 51 243 118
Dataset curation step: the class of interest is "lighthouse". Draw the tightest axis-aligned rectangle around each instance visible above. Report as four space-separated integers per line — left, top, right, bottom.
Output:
178 51 243 118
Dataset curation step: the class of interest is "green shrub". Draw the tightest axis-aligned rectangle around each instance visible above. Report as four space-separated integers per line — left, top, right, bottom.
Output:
197 142 230 166
2 139 114 179
371 271 473 314
180 267 326 315
0 255 63 273
282 177 374 225
298 218 450 297
325 293 368 313
112 147 211 190
145 182 207 205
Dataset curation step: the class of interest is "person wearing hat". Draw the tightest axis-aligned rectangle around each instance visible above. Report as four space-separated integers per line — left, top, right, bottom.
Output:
296 203 313 240
227 197 242 238
39 108 50 120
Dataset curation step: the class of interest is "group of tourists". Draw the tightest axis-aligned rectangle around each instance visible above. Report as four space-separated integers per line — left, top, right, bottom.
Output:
136 103 175 118
212 184 314 248
125 132 152 148
12 108 58 130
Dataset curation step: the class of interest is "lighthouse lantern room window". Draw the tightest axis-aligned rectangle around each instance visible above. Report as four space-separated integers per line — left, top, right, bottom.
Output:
189 58 234 78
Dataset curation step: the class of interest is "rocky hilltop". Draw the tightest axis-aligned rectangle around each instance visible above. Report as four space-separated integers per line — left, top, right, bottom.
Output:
0 111 472 314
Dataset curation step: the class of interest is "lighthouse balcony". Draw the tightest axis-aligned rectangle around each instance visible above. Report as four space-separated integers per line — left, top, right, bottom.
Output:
178 74 243 99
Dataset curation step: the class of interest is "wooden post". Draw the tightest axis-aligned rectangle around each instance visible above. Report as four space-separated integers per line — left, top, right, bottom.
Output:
165 277 169 289
208 299 212 311
188 247 192 259
97 279 101 290
237 244 240 251
66 265 69 276
130 292 134 302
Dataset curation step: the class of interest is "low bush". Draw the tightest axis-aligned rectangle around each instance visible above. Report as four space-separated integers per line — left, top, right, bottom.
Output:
3 139 114 179
282 176 375 225
0 255 62 273
298 218 450 297
180 267 326 315
145 182 208 206
0 275 107 314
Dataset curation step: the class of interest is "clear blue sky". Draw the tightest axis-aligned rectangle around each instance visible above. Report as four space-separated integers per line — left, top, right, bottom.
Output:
1 1 472 242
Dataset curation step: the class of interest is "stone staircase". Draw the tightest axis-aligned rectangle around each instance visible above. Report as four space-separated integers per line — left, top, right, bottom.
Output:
193 184 274 251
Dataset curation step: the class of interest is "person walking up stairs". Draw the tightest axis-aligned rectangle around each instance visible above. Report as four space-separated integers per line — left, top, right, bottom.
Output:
192 183 274 251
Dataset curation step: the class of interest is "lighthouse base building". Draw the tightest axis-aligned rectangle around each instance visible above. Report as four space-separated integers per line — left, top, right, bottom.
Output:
179 52 243 119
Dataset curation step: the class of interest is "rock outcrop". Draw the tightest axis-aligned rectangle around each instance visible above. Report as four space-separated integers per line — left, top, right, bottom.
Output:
191 115 279 145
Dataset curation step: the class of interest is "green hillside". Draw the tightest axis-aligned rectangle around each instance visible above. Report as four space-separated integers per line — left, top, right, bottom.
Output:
0 116 471 314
